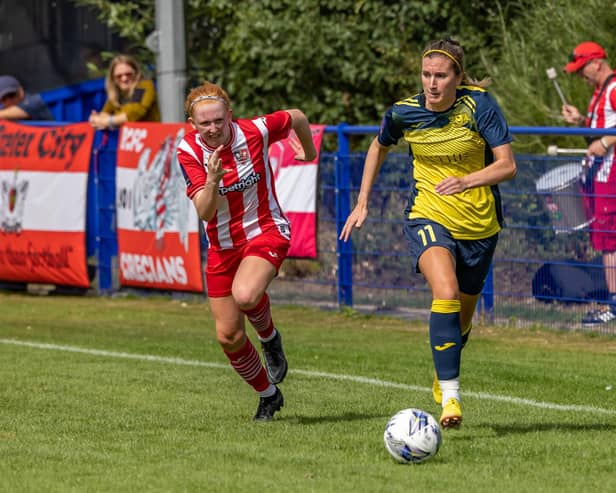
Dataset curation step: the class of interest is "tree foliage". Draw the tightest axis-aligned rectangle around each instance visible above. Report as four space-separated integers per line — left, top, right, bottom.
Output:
73 0 156 67
487 0 616 152
73 0 520 128
73 0 616 152
201 0 511 124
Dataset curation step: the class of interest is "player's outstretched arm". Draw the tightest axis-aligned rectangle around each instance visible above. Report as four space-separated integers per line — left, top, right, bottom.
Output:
339 137 391 241
285 109 317 162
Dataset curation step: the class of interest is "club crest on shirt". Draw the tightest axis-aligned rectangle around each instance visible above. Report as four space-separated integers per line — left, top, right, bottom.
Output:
449 104 472 127
233 148 250 164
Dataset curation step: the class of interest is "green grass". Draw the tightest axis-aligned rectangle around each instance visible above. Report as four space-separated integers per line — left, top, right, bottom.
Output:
1 293 615 492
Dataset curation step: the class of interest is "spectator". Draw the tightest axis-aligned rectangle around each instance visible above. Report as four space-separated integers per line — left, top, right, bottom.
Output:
0 75 54 121
339 38 516 429
176 81 317 421
88 54 160 130
562 41 616 325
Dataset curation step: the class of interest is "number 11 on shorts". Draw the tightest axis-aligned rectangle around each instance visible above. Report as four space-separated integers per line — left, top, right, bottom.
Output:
417 224 437 246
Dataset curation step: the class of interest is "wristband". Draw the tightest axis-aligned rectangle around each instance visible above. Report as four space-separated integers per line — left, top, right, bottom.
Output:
600 137 610 150
108 115 115 129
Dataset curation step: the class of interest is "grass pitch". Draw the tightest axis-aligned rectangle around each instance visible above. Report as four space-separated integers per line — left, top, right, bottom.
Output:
0 292 615 492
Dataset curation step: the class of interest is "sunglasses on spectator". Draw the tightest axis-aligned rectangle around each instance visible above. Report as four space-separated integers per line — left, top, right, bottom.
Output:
114 71 136 80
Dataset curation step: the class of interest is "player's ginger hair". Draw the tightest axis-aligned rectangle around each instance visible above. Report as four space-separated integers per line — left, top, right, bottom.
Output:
185 81 231 117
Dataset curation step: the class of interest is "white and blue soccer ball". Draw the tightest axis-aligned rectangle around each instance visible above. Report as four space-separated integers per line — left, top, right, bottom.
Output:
383 408 442 464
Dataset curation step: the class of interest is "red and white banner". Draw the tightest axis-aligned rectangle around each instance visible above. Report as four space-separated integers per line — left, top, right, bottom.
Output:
116 122 204 292
269 124 325 258
116 121 324 293
0 121 94 287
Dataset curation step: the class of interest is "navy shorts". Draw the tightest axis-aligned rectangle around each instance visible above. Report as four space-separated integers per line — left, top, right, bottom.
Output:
403 218 498 295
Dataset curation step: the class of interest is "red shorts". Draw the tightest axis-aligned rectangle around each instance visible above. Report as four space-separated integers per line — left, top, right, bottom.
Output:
206 228 290 298
591 213 616 252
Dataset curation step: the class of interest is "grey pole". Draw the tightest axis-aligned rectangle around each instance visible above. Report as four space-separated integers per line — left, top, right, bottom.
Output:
152 0 187 123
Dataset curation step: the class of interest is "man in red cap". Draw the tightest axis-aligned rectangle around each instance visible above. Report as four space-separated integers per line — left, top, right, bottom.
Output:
562 41 616 325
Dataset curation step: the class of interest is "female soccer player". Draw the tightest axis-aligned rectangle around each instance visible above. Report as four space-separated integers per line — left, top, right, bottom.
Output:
340 38 516 429
176 81 316 421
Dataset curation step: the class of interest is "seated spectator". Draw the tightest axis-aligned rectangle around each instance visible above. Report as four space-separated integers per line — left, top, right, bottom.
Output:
0 75 54 121
89 54 160 130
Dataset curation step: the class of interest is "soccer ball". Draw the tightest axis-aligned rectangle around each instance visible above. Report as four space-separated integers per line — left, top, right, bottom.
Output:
383 408 442 464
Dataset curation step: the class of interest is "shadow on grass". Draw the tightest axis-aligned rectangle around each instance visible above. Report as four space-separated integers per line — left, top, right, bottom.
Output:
282 411 390 424
487 422 616 435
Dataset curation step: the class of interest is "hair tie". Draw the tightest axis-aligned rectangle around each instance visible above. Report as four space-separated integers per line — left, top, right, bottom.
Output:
189 95 227 111
423 49 462 72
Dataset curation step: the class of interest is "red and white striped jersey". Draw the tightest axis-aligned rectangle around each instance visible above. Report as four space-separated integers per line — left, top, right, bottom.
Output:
176 111 293 250
586 74 616 214
585 73 616 129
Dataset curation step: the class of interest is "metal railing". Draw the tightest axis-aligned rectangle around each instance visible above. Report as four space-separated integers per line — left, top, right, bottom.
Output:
269 124 616 331
8 112 616 330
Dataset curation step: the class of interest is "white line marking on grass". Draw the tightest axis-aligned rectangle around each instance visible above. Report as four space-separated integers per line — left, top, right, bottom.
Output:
0 338 229 370
290 369 616 416
2 338 615 416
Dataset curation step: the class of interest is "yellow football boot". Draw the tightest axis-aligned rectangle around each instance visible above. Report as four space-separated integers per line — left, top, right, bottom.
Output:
440 397 462 429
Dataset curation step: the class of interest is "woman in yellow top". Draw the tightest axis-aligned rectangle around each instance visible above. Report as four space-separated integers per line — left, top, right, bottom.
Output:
340 38 516 429
89 54 160 130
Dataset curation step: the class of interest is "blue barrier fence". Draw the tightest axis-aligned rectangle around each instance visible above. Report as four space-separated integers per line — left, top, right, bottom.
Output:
7 121 616 329
88 129 119 293
42 78 106 123
325 125 616 311
27 81 616 330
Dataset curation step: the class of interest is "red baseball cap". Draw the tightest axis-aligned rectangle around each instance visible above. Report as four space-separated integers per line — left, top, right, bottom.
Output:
564 41 607 73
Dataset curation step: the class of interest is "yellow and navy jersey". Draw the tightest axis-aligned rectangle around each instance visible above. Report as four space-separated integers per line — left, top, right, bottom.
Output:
378 85 512 240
